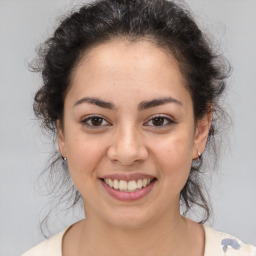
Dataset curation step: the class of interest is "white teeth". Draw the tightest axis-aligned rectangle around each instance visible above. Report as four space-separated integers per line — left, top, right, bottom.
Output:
103 177 154 192
128 180 137 191
119 180 128 191
137 179 143 189
113 179 119 189
142 178 148 187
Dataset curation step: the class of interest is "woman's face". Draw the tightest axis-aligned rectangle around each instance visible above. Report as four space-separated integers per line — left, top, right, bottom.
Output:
58 40 210 228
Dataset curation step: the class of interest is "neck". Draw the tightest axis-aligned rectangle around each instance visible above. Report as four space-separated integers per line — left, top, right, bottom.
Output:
69 213 204 256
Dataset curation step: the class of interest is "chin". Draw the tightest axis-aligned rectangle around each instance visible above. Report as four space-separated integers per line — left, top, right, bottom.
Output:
102 208 155 230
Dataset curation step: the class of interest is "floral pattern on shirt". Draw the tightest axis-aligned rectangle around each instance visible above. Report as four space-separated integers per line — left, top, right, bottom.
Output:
222 238 241 252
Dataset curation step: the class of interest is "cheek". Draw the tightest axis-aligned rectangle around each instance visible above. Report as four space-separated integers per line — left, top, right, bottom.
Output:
152 130 194 180
157 139 193 199
64 134 106 187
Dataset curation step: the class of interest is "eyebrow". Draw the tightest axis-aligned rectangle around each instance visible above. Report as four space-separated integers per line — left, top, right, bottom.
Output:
73 97 115 109
138 97 182 110
73 96 182 110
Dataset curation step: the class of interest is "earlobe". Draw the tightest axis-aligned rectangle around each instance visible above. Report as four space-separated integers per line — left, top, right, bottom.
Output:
193 109 212 159
56 120 67 158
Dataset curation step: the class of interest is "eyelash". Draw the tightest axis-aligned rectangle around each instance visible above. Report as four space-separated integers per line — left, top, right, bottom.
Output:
81 115 175 129
81 115 111 128
144 115 175 128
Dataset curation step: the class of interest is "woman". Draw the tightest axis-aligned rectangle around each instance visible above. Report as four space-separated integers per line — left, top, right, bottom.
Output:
22 0 256 255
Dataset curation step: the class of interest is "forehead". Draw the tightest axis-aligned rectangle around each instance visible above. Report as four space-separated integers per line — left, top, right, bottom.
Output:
72 39 184 79
68 39 190 105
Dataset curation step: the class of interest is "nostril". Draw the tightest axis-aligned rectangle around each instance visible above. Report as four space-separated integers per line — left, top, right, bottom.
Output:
107 144 148 166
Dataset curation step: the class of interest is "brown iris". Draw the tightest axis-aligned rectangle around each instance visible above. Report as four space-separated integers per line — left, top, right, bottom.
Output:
152 117 165 126
91 117 103 126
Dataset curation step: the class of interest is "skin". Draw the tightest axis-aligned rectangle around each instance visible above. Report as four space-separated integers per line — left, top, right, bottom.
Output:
58 39 212 256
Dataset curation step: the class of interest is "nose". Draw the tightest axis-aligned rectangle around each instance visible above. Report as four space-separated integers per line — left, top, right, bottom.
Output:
107 124 148 166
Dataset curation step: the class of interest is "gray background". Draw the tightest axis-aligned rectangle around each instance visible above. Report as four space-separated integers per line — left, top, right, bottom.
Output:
0 0 255 255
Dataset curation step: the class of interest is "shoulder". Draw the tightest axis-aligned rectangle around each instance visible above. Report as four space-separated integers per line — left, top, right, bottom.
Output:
204 225 256 256
21 229 67 256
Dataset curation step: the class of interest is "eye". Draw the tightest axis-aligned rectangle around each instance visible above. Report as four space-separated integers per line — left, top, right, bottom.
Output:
81 115 111 128
144 115 174 128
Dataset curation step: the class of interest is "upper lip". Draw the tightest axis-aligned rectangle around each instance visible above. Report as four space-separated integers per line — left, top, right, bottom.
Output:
100 173 156 181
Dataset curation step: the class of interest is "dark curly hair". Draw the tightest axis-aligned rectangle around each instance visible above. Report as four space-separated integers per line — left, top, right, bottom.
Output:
33 0 230 228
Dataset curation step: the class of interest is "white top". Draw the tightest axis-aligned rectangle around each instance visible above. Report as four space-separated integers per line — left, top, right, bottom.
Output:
22 225 256 256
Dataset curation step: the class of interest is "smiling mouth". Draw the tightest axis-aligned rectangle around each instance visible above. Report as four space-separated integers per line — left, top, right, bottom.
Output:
101 178 157 192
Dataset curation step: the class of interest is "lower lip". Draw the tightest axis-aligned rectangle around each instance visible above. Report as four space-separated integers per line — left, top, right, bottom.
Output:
100 179 157 201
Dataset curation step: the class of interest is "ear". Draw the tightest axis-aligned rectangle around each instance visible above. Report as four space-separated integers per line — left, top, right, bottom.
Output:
192 108 212 159
56 120 67 158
